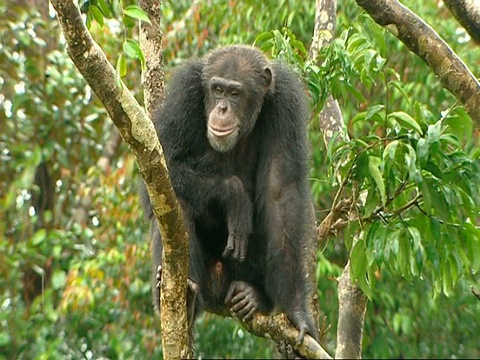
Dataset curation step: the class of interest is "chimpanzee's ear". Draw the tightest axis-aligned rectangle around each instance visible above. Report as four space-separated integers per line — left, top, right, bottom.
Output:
262 66 275 93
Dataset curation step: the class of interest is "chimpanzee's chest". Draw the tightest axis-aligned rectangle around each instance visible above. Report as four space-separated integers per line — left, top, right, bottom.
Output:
230 136 260 194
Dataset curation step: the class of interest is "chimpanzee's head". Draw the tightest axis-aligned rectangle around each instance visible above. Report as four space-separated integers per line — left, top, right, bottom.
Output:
202 46 275 153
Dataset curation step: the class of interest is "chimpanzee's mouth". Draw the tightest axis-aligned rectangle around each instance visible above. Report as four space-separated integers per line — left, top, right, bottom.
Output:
208 126 236 137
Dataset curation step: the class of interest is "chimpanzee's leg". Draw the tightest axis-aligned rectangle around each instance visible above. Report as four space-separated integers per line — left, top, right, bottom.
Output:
263 180 319 343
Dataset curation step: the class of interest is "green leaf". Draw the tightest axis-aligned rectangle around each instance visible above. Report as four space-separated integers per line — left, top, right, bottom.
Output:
31 229 47 246
407 227 422 253
424 161 443 179
350 239 367 280
353 151 369 181
123 39 146 70
365 104 385 121
427 182 450 222
31 146 42 166
350 239 373 298
351 111 367 125
388 111 423 134
255 31 274 50
19 165 37 188
368 156 386 206
365 221 381 248
363 188 380 218
398 235 411 279
385 229 400 263
0 332 11 347
86 9 93 29
442 262 453 297
90 5 104 27
123 5 152 24
427 121 442 143
383 140 399 161
404 144 421 184
417 138 429 167
419 181 432 213
52 270 67 290
393 313 402 334
115 54 127 88
97 0 113 17
123 39 139 59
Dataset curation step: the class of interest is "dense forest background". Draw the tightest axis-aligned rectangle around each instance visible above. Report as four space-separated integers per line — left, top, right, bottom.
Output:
1 0 479 358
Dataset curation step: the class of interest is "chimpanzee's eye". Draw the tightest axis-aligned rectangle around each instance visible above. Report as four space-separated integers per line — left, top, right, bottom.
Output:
214 86 223 96
230 91 239 99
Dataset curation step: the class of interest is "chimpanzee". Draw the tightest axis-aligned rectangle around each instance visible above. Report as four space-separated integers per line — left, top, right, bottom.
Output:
142 45 319 343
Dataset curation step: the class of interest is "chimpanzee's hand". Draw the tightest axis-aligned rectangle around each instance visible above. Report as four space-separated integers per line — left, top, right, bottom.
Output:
224 281 268 321
223 176 252 262
222 231 249 262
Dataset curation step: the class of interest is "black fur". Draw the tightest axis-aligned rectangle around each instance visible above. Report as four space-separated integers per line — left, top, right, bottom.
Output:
143 46 318 342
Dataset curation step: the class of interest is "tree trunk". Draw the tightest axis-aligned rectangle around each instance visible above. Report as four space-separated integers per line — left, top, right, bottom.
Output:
310 1 368 358
50 0 191 358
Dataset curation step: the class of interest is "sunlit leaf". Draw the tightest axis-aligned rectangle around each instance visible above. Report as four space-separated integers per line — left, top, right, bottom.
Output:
31 229 47 246
123 5 152 24
90 5 104 27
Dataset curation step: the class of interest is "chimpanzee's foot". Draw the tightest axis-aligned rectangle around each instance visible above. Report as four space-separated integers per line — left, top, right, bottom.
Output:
224 280 272 321
287 310 319 345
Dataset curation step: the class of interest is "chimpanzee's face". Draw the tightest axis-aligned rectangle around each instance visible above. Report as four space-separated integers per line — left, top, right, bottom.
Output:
203 51 273 153
205 76 245 152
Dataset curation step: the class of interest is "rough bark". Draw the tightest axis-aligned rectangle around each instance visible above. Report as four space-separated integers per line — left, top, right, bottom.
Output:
356 0 480 123
444 0 480 44
335 264 368 359
310 1 367 358
139 0 165 116
309 0 344 145
49 1 191 358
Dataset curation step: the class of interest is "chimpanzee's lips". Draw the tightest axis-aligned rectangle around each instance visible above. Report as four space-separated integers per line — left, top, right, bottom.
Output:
209 126 235 137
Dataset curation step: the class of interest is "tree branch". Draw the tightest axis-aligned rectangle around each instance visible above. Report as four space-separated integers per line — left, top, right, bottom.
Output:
444 0 480 45
240 313 331 359
49 1 191 358
356 0 480 123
